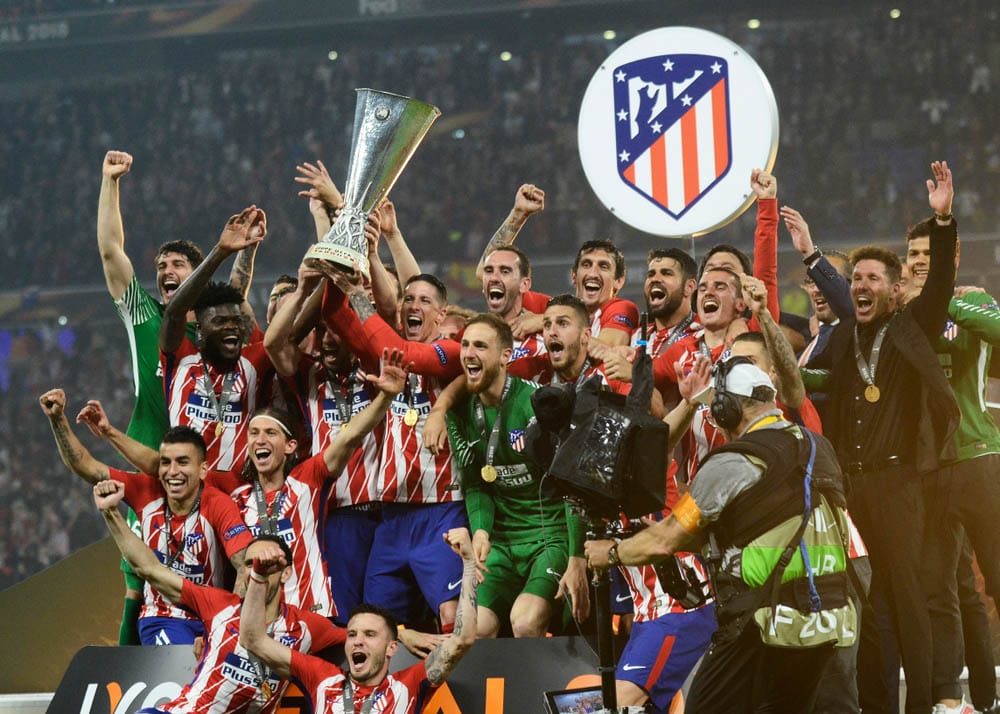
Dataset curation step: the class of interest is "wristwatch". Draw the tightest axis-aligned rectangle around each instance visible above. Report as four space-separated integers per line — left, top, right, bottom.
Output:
607 542 620 567
802 247 822 266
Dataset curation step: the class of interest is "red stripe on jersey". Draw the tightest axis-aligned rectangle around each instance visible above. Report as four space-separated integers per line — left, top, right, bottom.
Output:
379 374 457 504
162 342 274 472
291 653 431 714
297 362 384 508
114 469 252 622
230 454 335 617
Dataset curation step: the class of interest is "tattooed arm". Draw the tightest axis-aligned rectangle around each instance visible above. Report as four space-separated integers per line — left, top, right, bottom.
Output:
474 184 545 279
425 528 480 685
39 389 111 484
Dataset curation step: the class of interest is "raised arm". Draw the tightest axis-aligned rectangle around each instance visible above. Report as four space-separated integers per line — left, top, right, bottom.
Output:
475 184 545 279
239 543 293 679
39 389 110 484
77 399 159 475
322 349 411 473
750 169 781 319
95 480 183 603
742 275 805 407
782 206 853 322
949 292 1000 346
664 355 712 453
366 207 403 324
424 528 480 685
264 264 323 377
160 206 266 353
910 161 958 339
379 200 421 290
97 151 136 300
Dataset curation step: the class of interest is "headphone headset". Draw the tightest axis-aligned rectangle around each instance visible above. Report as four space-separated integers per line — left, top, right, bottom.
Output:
709 355 755 431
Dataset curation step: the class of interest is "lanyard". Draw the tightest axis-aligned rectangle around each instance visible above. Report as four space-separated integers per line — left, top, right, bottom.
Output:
473 376 513 469
201 360 238 432
252 479 286 536
162 486 203 568
342 678 377 714
326 376 354 425
248 618 278 700
553 358 591 386
651 313 695 357
852 321 891 388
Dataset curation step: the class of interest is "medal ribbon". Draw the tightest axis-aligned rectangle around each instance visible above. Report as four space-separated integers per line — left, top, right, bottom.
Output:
200 360 238 431
248 619 278 699
162 485 203 568
852 321 891 390
473 376 513 470
326 376 354 425
651 313 695 357
342 678 377 714
252 479 287 537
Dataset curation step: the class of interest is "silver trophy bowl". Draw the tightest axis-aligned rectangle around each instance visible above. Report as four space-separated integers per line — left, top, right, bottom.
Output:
305 89 441 279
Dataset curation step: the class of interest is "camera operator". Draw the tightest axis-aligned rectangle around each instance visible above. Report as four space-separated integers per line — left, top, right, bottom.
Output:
585 359 855 713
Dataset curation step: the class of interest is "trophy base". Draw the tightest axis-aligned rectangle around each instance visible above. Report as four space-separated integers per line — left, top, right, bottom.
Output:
303 242 371 280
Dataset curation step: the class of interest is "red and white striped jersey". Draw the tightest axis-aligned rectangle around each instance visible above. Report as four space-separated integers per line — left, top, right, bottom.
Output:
379 374 457 504
162 341 274 472
113 468 253 622
655 335 728 480
209 454 335 618
164 580 343 714
508 331 546 364
590 297 639 339
618 553 712 623
295 360 383 508
631 317 701 359
289 653 432 714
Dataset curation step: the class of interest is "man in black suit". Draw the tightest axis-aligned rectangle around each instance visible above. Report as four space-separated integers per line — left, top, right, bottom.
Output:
810 161 960 713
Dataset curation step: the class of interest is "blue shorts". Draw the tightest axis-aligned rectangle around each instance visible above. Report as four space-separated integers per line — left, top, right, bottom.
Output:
137 616 205 646
364 502 467 622
616 605 716 713
323 505 380 626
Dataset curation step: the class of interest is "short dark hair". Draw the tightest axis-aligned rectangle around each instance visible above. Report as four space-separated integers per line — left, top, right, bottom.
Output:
486 245 532 278
732 331 766 348
545 293 590 327
348 603 399 640
406 273 448 305
251 534 294 567
157 240 204 269
273 274 298 290
647 248 698 282
465 312 514 350
700 244 752 277
905 220 933 244
194 281 244 314
699 265 743 292
849 246 902 284
241 407 301 482
574 239 625 280
161 425 207 462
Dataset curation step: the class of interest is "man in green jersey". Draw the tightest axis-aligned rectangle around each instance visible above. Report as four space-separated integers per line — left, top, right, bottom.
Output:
905 224 1000 714
97 150 258 644
445 313 589 637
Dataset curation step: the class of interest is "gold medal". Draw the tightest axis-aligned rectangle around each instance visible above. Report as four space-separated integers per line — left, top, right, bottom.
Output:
261 680 272 699
215 422 224 437
403 408 420 427
864 384 880 403
481 464 497 483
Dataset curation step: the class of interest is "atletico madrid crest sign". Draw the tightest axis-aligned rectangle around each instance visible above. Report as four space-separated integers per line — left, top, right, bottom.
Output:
579 27 779 237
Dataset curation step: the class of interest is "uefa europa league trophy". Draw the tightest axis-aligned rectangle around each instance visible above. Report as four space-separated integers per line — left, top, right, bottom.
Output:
304 89 441 278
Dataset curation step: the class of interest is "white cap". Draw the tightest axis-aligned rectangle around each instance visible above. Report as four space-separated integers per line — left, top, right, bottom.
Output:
723 362 775 399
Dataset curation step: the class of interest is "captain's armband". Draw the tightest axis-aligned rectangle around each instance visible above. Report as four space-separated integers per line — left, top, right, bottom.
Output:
672 493 704 534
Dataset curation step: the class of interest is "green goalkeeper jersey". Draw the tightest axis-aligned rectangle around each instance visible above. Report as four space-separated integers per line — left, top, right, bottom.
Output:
447 376 584 555
935 292 1000 462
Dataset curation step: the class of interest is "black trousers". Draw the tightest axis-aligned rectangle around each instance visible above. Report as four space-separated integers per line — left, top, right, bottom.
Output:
684 617 834 713
846 464 934 713
924 455 1000 706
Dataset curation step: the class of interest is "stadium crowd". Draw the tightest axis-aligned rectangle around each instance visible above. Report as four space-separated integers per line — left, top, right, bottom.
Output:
3 1 1000 713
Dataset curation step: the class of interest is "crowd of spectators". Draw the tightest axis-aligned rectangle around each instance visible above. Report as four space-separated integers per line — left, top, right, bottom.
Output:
2 0 999 587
